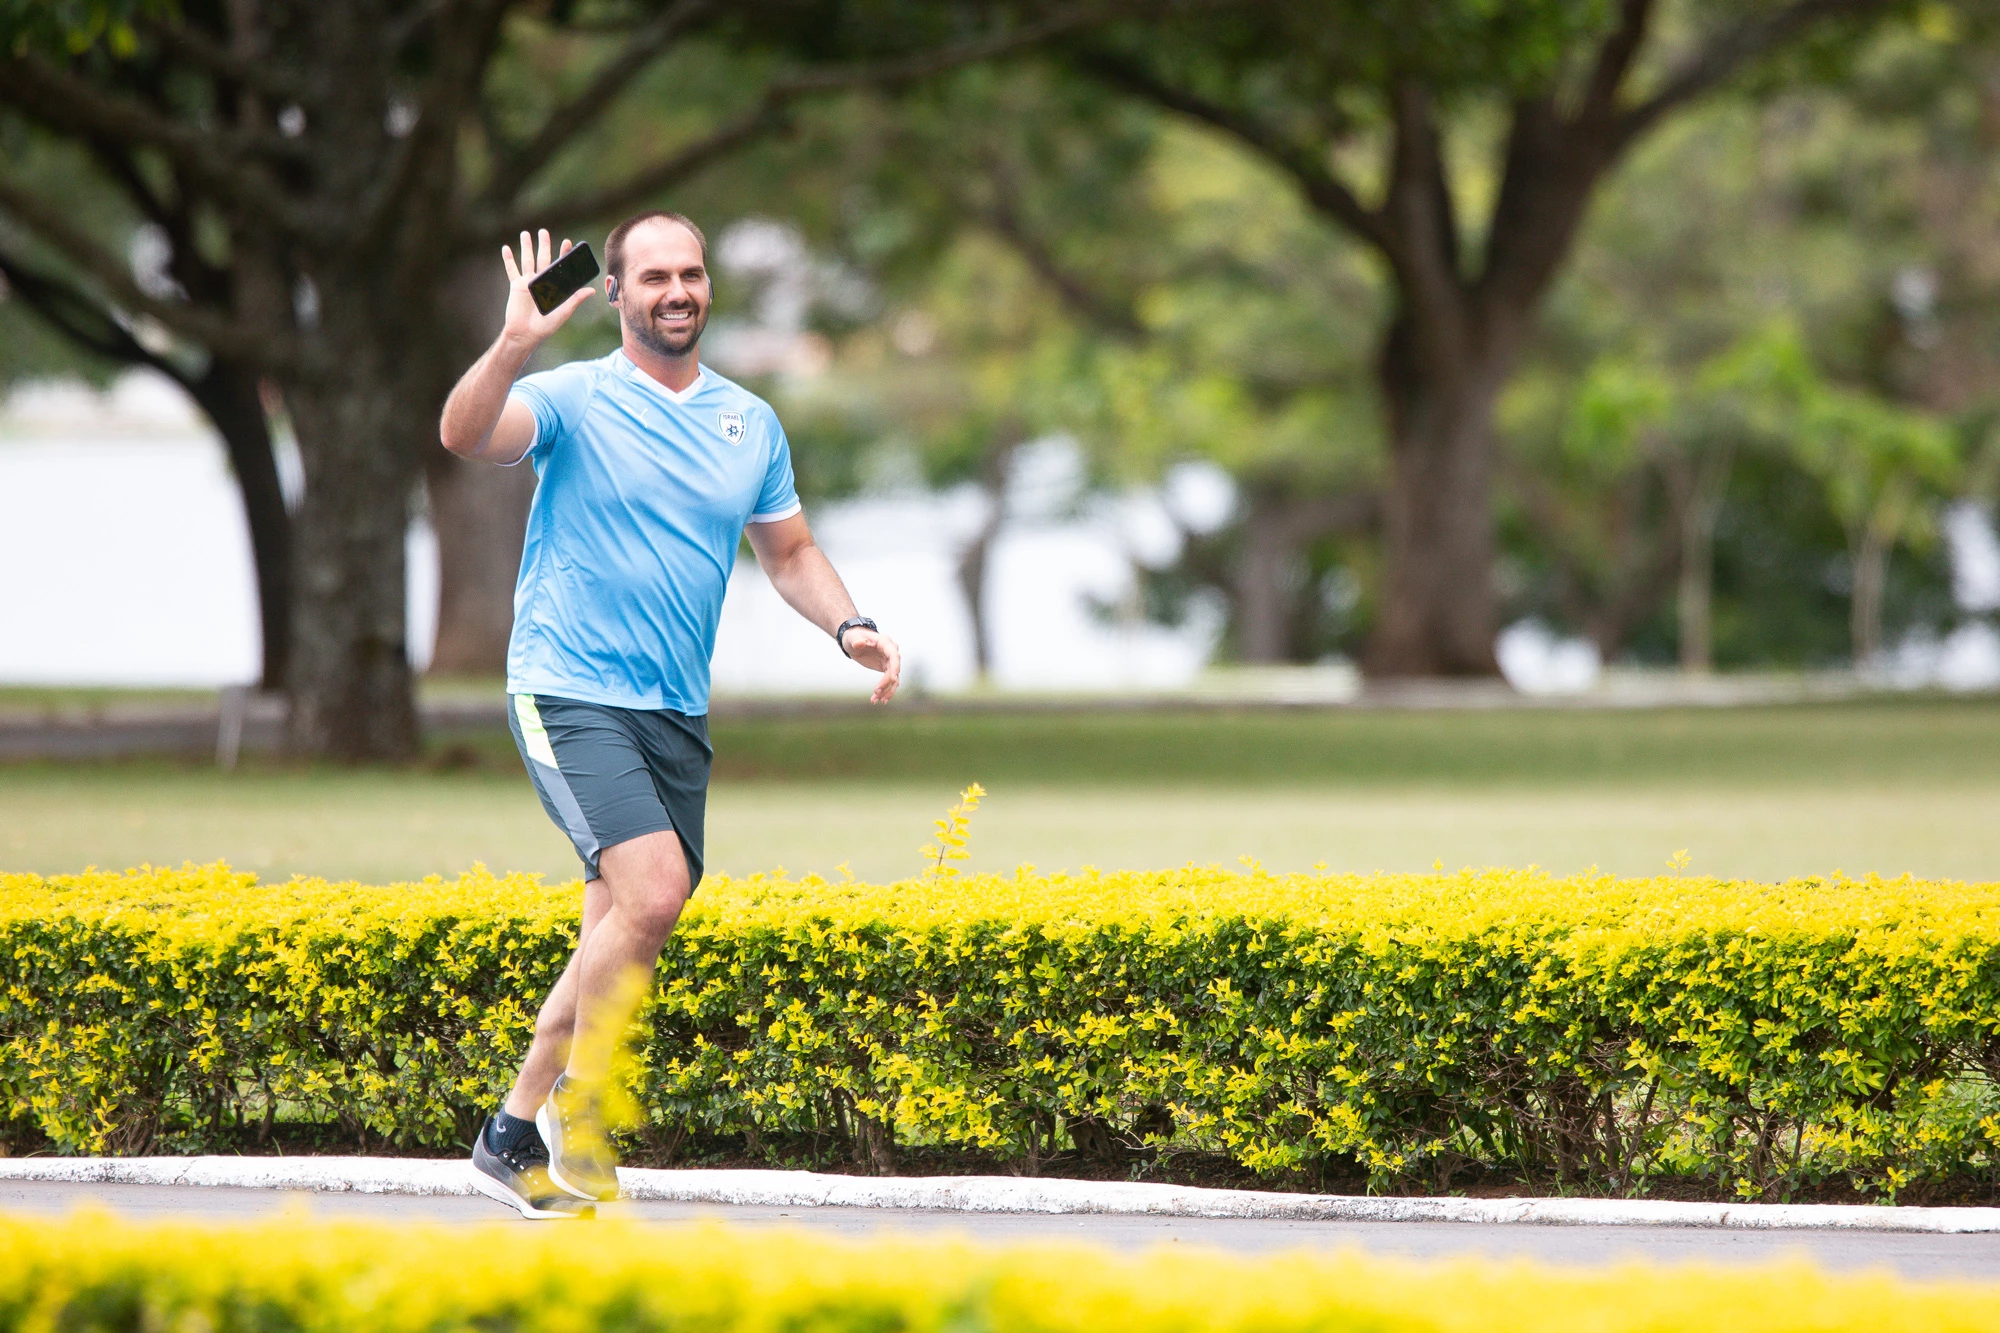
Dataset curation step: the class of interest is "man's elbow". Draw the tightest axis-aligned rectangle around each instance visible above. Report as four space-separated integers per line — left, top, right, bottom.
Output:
438 424 485 460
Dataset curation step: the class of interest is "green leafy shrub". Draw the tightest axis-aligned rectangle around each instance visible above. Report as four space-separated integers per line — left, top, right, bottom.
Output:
4 863 2000 1198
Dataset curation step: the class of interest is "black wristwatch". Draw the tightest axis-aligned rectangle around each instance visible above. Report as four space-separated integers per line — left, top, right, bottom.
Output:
834 615 878 658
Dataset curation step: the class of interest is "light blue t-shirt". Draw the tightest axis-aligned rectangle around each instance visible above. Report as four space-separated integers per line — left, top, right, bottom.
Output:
503 349 800 715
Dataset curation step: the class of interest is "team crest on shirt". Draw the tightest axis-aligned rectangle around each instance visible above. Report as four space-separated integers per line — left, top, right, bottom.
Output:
716 410 746 445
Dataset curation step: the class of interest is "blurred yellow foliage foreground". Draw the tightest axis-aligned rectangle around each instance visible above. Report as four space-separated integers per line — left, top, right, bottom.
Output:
6 863 2000 1199
0 1214 1996 1333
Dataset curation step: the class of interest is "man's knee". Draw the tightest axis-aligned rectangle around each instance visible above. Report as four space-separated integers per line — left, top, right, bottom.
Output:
627 878 688 944
601 831 690 942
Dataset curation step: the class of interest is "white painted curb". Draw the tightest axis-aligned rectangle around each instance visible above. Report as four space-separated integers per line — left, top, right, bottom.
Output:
2 1157 1996 1232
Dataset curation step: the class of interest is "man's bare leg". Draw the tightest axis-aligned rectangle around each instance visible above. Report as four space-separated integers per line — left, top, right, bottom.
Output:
532 831 689 1198
501 876 611 1120
562 829 691 1085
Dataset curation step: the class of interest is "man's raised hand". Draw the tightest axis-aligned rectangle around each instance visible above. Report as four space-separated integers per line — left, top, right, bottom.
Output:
500 228 594 345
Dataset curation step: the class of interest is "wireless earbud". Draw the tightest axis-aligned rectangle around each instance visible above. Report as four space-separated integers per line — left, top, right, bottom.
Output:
606 276 619 302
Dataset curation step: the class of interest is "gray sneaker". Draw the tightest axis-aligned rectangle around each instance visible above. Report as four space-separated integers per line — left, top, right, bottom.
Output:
470 1116 595 1220
538 1077 620 1201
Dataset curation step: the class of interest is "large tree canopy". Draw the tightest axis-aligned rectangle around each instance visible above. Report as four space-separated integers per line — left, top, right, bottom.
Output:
1073 0 1899 675
0 0 1109 756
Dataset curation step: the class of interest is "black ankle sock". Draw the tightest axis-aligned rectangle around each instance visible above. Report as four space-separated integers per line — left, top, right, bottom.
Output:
486 1110 539 1154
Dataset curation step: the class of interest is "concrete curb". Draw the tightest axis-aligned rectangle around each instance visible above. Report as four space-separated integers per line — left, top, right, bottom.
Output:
1 1157 1996 1232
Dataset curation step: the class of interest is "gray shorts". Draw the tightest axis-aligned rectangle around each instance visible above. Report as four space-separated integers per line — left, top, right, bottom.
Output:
507 693 712 888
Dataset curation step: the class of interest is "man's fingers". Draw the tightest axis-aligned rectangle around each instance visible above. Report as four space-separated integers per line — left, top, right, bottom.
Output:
558 238 573 257
501 245 521 282
869 636 902 704
536 228 552 271
558 285 595 317
518 231 533 276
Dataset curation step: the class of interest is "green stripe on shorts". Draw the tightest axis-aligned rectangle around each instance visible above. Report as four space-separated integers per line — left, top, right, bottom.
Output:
513 694 560 768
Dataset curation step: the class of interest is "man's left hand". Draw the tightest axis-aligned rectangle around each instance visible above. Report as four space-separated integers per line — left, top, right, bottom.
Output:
843 629 901 703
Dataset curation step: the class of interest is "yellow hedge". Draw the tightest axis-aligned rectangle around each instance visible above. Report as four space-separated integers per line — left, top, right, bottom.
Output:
0 1214 1996 1333
4 863 2000 1198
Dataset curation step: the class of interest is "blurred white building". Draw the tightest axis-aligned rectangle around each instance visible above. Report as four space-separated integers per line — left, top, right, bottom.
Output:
0 370 1218 693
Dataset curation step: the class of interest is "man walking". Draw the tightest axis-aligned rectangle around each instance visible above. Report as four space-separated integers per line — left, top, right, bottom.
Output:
440 212 901 1218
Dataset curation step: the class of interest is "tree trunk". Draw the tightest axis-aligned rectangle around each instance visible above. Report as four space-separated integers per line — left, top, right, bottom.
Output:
1672 445 1733 674
282 297 422 761
1226 486 1378 662
1233 499 1303 663
1850 528 1888 667
1849 473 1913 667
956 431 1021 682
1676 519 1716 674
184 361 292 691
1364 319 1508 676
425 452 535 674
423 254 530 676
956 502 1002 681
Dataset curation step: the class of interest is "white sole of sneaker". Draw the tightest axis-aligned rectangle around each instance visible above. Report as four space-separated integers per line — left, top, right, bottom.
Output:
469 1161 594 1220
537 1101 618 1202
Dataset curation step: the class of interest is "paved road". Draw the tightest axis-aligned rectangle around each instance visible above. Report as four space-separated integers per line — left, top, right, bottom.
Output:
4 1181 1997 1282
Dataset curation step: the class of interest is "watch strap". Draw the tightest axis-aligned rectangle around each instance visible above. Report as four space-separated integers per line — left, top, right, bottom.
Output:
835 615 877 658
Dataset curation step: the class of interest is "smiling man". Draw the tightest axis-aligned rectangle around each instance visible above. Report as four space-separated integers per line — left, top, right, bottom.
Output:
439 212 901 1218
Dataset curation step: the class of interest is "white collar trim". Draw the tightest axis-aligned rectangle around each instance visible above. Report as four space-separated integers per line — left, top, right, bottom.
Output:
618 351 706 403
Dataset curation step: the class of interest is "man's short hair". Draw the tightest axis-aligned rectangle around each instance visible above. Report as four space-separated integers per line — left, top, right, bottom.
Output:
605 211 708 280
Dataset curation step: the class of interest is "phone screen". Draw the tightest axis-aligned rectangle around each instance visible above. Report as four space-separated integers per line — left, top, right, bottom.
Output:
527 243 600 315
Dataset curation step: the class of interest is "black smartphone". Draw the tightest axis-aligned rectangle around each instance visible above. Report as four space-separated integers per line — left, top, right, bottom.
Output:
527 242 599 315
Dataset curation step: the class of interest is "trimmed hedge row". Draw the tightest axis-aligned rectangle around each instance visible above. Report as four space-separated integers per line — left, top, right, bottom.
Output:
0 1215 1995 1332
5 863 2000 1197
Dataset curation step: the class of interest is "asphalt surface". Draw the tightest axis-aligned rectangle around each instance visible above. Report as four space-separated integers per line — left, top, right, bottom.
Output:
3 1181 1997 1282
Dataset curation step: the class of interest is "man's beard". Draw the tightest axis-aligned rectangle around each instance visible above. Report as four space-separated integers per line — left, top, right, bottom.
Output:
626 299 706 358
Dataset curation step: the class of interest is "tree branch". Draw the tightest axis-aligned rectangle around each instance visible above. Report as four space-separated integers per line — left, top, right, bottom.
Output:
0 54 313 240
384 0 454 53
136 13 306 107
1615 0 1889 147
483 0 1126 230
1575 0 1653 124
74 130 239 314
483 100 786 238
1078 50 1396 259
359 0 514 253
780 2 1137 95
972 150 1143 338
0 248 169 371
86 136 175 230
1384 80 1461 298
0 175 291 366
483 0 718 207
1473 0 1666 328
1286 490 1378 537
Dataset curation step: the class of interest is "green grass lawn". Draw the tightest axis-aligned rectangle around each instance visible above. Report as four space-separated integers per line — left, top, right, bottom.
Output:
701 695 2000 786
4 698 1997 885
